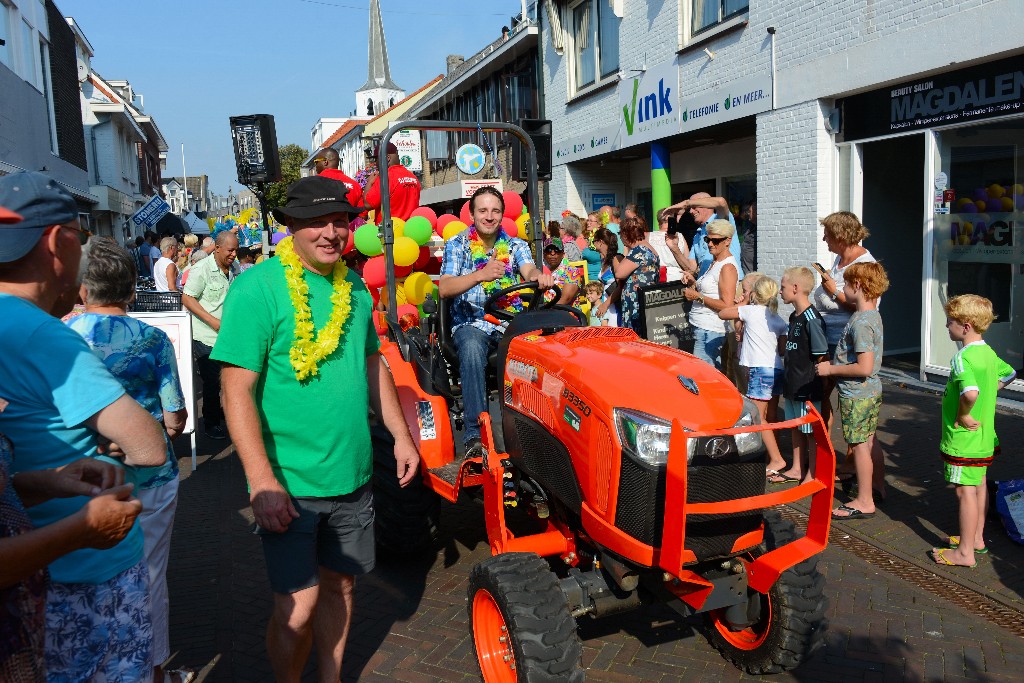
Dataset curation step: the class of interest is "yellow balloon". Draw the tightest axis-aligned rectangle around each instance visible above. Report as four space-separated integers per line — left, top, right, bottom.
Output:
391 217 405 238
393 236 419 267
443 220 467 241
404 272 433 305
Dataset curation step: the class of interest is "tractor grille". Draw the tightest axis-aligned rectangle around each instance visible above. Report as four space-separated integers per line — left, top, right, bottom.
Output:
613 457 766 558
684 462 766 560
511 414 583 512
615 455 664 545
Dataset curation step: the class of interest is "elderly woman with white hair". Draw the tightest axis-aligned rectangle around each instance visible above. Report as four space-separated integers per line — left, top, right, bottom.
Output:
682 219 738 370
153 236 180 292
558 214 584 262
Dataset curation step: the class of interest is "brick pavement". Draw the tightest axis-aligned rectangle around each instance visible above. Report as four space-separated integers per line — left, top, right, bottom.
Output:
167 417 1024 682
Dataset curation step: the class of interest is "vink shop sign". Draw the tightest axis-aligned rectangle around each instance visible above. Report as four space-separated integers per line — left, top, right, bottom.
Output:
679 72 773 133
617 58 681 149
840 53 1024 140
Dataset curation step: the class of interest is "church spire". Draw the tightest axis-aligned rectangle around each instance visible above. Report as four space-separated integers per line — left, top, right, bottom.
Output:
360 0 401 92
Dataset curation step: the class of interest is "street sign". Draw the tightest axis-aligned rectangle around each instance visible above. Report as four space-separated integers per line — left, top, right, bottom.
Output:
131 195 171 228
461 179 503 198
456 143 486 175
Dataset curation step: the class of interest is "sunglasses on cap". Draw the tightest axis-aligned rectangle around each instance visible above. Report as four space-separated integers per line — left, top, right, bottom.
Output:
62 223 93 245
704 235 729 245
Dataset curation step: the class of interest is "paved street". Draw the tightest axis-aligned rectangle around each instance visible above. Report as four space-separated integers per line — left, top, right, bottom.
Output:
165 379 1024 682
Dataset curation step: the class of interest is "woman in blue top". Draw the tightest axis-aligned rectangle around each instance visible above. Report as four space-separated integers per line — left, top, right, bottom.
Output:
580 211 604 282
614 216 660 332
592 227 624 325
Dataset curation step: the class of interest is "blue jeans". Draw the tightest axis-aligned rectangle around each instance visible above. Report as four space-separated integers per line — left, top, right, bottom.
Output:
693 327 726 370
454 325 501 444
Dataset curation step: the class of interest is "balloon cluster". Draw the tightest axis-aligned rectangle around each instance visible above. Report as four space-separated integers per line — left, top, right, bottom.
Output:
351 191 531 334
953 183 1024 214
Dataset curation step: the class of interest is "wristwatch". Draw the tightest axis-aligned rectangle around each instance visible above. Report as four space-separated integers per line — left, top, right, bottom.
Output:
697 295 705 305
831 290 840 302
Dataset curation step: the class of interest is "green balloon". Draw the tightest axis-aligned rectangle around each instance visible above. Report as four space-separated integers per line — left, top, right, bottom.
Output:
354 224 383 256
404 215 433 246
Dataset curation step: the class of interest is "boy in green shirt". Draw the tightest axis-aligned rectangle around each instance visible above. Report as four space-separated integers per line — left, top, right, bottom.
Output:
933 294 1016 567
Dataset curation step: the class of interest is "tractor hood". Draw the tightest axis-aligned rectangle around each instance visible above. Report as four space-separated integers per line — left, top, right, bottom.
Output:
505 327 744 431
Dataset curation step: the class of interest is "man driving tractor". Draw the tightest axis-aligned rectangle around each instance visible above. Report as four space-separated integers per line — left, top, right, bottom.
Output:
438 186 554 459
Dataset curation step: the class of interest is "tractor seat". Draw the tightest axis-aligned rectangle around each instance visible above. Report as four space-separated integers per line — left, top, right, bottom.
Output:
438 297 500 391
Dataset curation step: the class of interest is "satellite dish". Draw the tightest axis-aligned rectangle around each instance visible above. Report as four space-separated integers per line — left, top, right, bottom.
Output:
76 57 89 83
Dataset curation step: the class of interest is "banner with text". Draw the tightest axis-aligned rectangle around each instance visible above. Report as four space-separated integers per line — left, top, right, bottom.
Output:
680 72 773 134
617 58 681 149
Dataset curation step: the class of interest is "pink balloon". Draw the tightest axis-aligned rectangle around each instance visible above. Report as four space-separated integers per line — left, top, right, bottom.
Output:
362 256 386 289
501 217 518 238
460 200 472 226
410 206 438 228
502 191 523 219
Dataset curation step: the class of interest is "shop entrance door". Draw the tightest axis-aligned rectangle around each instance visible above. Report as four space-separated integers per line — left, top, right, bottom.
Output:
860 134 925 361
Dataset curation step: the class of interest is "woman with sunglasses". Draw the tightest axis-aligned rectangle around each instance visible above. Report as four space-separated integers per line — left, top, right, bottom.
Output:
682 219 738 370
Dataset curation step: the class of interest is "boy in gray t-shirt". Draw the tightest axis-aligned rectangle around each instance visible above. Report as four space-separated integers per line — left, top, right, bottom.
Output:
816 262 890 521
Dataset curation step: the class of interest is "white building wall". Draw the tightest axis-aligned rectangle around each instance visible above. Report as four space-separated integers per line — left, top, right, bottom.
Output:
542 0 1024 281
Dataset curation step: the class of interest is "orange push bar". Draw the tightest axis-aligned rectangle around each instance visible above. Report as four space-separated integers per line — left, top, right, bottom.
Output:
659 404 835 598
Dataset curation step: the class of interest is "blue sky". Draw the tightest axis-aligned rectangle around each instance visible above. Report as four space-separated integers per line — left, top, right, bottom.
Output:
58 0 524 196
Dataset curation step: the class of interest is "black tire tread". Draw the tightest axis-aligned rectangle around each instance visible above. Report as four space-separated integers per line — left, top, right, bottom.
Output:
371 427 439 555
468 553 585 683
705 511 828 675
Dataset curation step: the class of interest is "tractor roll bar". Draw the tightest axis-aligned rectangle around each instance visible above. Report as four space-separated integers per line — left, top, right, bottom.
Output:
377 121 543 345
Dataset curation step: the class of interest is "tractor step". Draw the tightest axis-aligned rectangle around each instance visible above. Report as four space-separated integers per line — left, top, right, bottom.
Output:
429 460 486 488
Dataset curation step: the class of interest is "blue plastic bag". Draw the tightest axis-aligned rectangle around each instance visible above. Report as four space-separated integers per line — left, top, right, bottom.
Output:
994 479 1024 545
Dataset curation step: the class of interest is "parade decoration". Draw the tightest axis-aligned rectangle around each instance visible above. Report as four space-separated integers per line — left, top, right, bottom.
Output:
363 256 387 289
409 206 438 227
468 227 525 314
276 236 353 382
443 220 468 241
435 213 458 237
515 212 531 240
403 272 433 305
393 236 420 267
460 200 472 225
502 191 523 220
500 217 518 238
403 215 433 246
354 224 384 256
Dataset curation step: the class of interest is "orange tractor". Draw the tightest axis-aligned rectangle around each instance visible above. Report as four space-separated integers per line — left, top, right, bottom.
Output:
372 122 836 680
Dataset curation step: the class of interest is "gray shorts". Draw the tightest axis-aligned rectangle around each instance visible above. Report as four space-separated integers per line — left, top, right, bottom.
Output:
255 483 376 594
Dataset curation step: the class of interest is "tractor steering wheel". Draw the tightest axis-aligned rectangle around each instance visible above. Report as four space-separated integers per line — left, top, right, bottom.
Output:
483 281 562 322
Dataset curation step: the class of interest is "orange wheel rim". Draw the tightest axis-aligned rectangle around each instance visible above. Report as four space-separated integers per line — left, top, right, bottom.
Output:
472 589 517 682
711 594 772 651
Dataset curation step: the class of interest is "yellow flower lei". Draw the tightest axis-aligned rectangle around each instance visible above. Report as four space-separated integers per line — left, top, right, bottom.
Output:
276 236 353 381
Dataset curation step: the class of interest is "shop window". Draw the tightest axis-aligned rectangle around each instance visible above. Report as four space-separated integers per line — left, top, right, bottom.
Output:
39 39 57 154
688 0 748 37
929 120 1024 377
569 0 620 96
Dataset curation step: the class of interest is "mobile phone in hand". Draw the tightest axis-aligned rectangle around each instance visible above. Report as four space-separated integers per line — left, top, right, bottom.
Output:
812 262 827 275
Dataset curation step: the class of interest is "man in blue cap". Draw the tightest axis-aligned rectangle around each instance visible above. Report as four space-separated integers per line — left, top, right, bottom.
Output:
0 172 169 680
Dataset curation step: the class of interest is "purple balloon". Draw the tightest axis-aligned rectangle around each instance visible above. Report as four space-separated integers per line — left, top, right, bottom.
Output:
270 230 287 245
1015 194 1024 211
971 188 988 202
957 201 978 214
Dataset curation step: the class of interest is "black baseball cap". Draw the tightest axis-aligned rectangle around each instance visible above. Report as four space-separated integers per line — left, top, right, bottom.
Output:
271 176 360 222
0 171 78 263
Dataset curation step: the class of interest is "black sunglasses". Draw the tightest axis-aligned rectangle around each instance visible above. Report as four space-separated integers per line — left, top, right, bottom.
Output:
62 223 93 245
704 235 728 245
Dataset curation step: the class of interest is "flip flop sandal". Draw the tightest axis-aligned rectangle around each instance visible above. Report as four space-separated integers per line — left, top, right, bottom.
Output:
930 547 977 568
831 504 875 520
947 536 988 554
767 472 801 484
165 669 197 683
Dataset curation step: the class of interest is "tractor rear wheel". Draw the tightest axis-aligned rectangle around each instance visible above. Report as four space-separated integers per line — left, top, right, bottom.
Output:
468 553 584 683
704 511 827 674
371 425 438 555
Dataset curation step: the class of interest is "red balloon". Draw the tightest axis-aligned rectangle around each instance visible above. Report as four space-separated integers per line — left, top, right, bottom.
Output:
395 264 413 277
501 217 518 238
502 191 524 219
397 304 419 327
413 246 431 270
342 228 354 254
435 213 457 236
410 206 438 228
362 256 386 289
369 286 380 308
460 200 472 226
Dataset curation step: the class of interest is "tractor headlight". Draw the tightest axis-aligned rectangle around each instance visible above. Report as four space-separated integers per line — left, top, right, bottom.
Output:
733 399 764 456
614 409 675 467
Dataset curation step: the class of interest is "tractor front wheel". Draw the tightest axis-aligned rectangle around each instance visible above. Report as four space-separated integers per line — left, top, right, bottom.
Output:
468 553 584 683
704 511 827 674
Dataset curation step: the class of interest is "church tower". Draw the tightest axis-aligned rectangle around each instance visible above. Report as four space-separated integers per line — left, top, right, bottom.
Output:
355 0 404 117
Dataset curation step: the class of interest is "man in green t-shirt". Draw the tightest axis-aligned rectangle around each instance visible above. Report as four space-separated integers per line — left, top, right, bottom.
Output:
213 176 419 681
932 294 1016 568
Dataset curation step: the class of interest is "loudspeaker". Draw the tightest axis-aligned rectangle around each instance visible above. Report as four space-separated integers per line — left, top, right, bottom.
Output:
229 115 282 185
514 119 552 182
